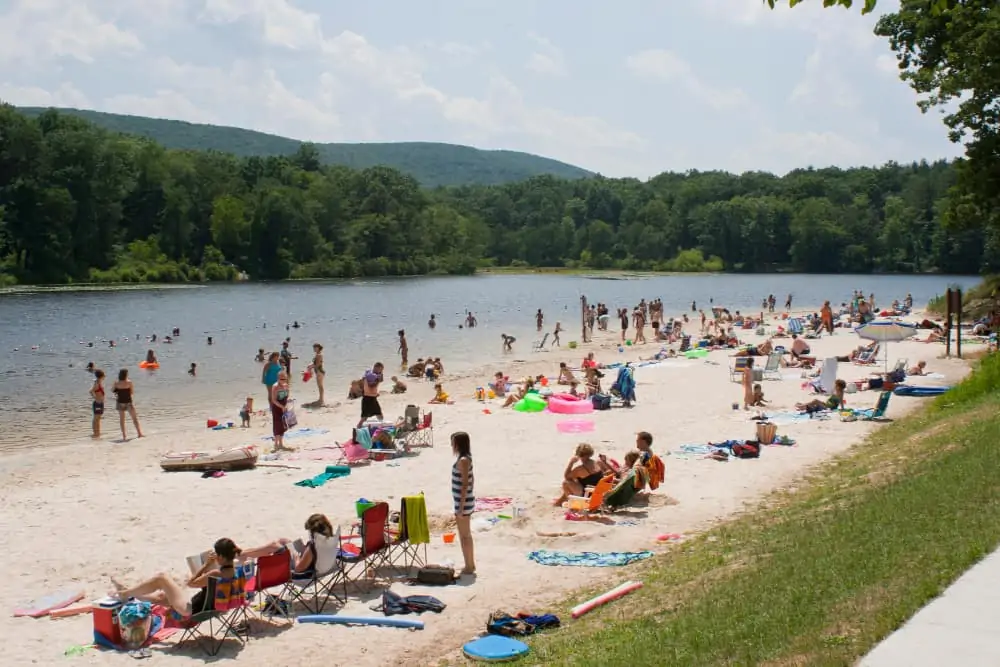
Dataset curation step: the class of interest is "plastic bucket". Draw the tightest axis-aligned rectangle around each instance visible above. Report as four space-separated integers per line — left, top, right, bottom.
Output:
442 532 456 544
355 501 376 518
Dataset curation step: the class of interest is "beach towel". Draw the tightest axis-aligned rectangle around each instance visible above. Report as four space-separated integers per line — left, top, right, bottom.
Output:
475 497 513 512
764 411 831 426
527 550 653 567
612 366 636 403
403 495 431 544
294 465 351 488
262 427 330 442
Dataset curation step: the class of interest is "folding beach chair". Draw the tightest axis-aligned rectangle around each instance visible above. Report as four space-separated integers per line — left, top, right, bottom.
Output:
401 411 434 448
286 527 346 614
762 352 782 381
730 357 750 382
174 565 251 656
788 318 804 335
853 344 880 365
854 391 892 421
387 494 430 575
532 333 549 352
602 469 646 510
340 502 391 597
246 549 293 623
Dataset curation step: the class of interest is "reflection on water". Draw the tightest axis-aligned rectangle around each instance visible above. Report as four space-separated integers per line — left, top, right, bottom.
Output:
0 273 978 451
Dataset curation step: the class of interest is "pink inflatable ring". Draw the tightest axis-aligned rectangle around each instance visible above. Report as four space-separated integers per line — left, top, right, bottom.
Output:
548 394 594 414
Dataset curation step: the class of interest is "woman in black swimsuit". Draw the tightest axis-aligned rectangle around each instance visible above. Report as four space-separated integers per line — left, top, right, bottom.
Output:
111 538 241 619
619 308 629 344
112 368 143 441
552 443 614 506
89 369 105 439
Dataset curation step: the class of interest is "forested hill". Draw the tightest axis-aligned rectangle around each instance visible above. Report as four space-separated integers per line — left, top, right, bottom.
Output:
16 107 594 187
0 105 990 287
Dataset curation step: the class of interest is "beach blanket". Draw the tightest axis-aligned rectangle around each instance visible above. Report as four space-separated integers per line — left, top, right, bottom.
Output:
527 550 653 567
764 411 830 425
295 465 351 488
475 497 513 512
262 427 330 442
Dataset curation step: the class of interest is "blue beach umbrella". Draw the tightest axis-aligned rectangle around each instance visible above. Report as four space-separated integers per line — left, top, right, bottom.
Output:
854 320 918 371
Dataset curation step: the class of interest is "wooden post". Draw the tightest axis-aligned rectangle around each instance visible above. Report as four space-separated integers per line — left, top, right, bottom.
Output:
945 288 956 358
956 288 963 359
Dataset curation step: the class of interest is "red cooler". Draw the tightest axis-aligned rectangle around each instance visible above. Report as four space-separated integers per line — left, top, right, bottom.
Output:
92 600 122 645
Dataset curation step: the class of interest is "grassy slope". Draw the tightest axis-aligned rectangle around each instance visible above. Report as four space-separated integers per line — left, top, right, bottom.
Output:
17 107 594 187
527 353 1000 666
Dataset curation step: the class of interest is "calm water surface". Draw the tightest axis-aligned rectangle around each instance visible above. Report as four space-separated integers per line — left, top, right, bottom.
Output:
0 274 979 451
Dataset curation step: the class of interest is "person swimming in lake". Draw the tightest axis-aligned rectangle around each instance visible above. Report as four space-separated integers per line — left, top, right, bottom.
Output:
188 362 197 377
428 314 436 329
145 349 157 364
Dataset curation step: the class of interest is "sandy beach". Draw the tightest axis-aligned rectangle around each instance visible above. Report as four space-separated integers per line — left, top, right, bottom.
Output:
0 308 971 666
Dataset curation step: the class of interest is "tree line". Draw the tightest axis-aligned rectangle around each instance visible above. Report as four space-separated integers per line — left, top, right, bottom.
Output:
0 105 992 286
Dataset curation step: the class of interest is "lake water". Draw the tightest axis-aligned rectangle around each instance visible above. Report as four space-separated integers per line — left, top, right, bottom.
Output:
0 273 979 451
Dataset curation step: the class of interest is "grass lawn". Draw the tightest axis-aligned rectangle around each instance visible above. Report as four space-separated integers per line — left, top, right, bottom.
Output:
527 353 1000 666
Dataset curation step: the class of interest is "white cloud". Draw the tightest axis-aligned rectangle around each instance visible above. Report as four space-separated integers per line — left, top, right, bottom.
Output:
728 127 891 174
875 53 899 77
198 0 324 50
0 0 142 65
525 33 566 77
789 48 860 110
0 82 90 109
626 49 749 111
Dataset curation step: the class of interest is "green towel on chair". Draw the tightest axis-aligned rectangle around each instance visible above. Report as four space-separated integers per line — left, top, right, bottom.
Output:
403 495 430 544
295 465 351 488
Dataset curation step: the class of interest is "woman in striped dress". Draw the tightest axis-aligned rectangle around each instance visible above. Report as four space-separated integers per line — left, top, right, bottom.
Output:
451 431 476 575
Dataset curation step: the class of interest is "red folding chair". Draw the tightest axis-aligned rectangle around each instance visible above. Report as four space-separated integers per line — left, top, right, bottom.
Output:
340 502 390 598
246 550 293 623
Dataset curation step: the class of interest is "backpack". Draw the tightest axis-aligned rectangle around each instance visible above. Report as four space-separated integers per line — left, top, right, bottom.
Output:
411 565 456 586
731 442 760 459
374 590 446 616
591 394 611 411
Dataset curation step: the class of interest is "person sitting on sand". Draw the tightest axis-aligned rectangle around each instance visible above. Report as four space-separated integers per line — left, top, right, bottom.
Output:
733 340 772 357
849 341 878 361
569 380 581 397
584 367 603 395
790 334 811 360
750 383 768 407
391 376 407 393
407 359 425 378
552 443 614 505
429 383 454 405
348 378 363 400
908 360 928 376
557 362 576 385
502 378 534 408
796 379 847 413
582 352 598 370
491 372 507 398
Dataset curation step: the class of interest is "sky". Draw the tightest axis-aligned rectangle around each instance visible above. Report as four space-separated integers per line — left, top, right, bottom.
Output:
0 0 963 178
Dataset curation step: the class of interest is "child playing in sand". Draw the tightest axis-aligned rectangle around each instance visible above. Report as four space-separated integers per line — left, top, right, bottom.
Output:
429 383 454 405
569 380 581 397
908 360 927 376
491 372 507 397
391 376 407 393
240 399 251 427
750 383 768 407
557 362 576 385
501 333 515 352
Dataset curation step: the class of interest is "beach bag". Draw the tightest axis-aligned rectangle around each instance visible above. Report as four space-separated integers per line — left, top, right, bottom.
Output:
591 394 611 411
413 565 456 586
731 442 760 459
283 408 298 429
487 610 534 637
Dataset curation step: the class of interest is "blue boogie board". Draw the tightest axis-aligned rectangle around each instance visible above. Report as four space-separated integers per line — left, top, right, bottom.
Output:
463 635 530 662
894 385 951 397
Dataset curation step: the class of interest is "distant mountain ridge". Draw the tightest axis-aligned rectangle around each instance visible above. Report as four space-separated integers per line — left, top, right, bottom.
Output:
17 107 594 187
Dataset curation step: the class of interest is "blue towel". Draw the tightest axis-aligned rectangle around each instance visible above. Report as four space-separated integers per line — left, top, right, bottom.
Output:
262 427 330 441
612 366 636 402
527 550 653 567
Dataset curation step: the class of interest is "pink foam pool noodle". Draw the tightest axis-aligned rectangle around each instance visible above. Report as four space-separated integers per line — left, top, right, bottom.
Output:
571 580 643 619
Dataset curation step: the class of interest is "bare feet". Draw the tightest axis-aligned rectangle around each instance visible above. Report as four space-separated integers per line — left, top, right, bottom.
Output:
110 577 127 597
461 568 476 576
